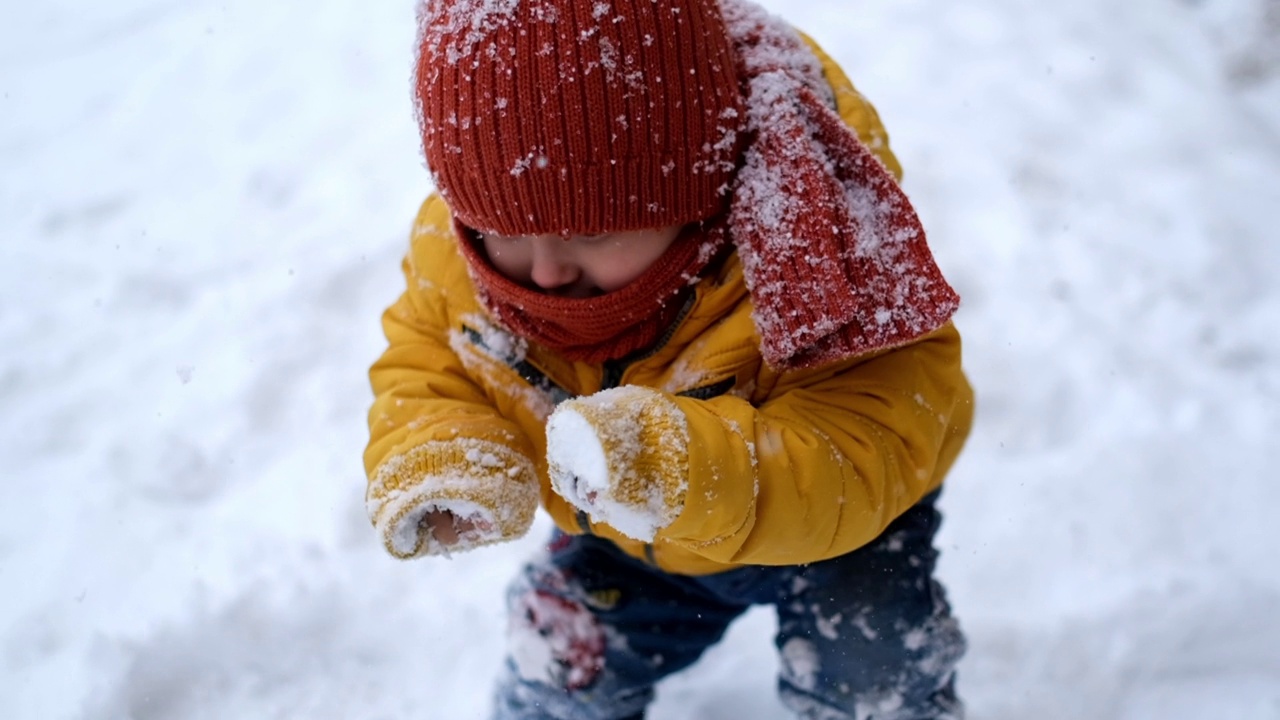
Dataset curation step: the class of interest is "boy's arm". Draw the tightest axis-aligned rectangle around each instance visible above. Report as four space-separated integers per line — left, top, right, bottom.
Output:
364 197 540 559
546 324 972 566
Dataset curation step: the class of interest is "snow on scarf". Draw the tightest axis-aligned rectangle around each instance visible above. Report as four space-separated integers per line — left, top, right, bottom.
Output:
432 0 959 370
719 0 960 370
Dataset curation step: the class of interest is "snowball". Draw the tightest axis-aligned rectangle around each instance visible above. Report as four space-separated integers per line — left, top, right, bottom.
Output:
545 389 685 543
546 409 610 496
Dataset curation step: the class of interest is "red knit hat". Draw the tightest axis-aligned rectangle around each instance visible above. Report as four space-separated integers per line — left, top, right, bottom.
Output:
415 0 746 236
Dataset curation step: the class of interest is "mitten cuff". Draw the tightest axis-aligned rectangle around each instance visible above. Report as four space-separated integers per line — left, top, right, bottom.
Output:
545 386 689 542
367 439 539 559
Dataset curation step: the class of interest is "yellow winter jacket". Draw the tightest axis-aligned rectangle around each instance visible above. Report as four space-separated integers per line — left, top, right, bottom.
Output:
364 38 973 576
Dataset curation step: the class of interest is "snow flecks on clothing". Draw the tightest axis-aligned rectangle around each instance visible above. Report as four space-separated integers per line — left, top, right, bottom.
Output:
780 636 822 692
719 0 834 106
417 0 524 66
448 315 558 421
546 386 690 542
460 312 527 363
367 438 539 559
723 418 759 474
596 35 617 72
411 215 450 243
509 148 550 177
693 106 743 178
589 33 647 90
903 600 966 680
719 0 959 370
785 679 911 720
911 391 939 420
854 688 909 720
850 607 880 642
660 347 715 395
509 588 606 691
813 608 844 641
465 446 506 469
450 336 556 421
790 574 812 596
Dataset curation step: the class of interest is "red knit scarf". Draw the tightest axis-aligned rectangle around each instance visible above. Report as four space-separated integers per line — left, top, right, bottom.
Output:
456 220 730 364
459 0 958 370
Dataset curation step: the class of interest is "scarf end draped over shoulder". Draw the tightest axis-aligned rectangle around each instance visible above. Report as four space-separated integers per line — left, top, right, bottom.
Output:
721 0 960 371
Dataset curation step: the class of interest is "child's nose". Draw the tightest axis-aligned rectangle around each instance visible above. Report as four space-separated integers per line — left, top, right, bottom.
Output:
528 236 580 290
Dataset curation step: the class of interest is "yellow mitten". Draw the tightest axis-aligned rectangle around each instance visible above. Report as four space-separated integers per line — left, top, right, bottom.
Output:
366 439 539 559
546 386 689 542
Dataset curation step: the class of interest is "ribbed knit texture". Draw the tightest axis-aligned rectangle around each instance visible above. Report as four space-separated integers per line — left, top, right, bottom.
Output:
545 385 690 542
367 438 539 558
719 0 959 369
416 0 960 369
455 219 729 363
416 0 744 236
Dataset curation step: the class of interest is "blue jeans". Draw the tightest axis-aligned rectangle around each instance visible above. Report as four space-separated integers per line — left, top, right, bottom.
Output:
492 493 965 720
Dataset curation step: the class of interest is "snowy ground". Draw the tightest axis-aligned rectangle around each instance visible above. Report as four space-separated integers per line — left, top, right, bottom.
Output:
3 0 1279 718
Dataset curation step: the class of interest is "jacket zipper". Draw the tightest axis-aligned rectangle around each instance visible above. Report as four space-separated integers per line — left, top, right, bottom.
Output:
586 292 701 561
600 359 626 391
597 293 697 392
585 294 699 564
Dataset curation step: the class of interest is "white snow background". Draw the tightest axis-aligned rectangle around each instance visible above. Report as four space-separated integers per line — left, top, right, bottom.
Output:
3 0 1279 718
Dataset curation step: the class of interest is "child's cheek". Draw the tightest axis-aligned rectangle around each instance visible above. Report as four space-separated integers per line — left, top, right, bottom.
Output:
485 241 533 284
589 249 648 293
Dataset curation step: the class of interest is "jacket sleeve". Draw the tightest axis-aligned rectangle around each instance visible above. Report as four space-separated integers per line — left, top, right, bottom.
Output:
651 37 964 563
363 196 540 559
657 323 973 565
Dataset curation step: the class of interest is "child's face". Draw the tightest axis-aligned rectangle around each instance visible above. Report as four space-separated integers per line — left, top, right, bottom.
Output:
480 226 684 298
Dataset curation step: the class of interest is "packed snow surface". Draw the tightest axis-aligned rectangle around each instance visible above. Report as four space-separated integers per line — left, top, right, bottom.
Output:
2 0 1279 718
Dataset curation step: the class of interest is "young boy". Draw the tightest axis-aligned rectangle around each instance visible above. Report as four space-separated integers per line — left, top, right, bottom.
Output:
364 1 973 718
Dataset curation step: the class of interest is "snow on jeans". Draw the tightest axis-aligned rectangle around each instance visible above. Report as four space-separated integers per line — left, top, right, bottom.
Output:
492 492 966 720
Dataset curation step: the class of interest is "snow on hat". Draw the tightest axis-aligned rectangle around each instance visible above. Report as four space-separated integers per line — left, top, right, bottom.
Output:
414 0 746 236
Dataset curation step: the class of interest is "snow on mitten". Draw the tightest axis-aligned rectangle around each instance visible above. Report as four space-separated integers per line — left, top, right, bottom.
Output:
545 386 689 542
366 439 539 559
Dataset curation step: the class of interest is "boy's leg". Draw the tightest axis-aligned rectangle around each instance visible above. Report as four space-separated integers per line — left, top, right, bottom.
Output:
773 494 966 720
492 531 749 720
